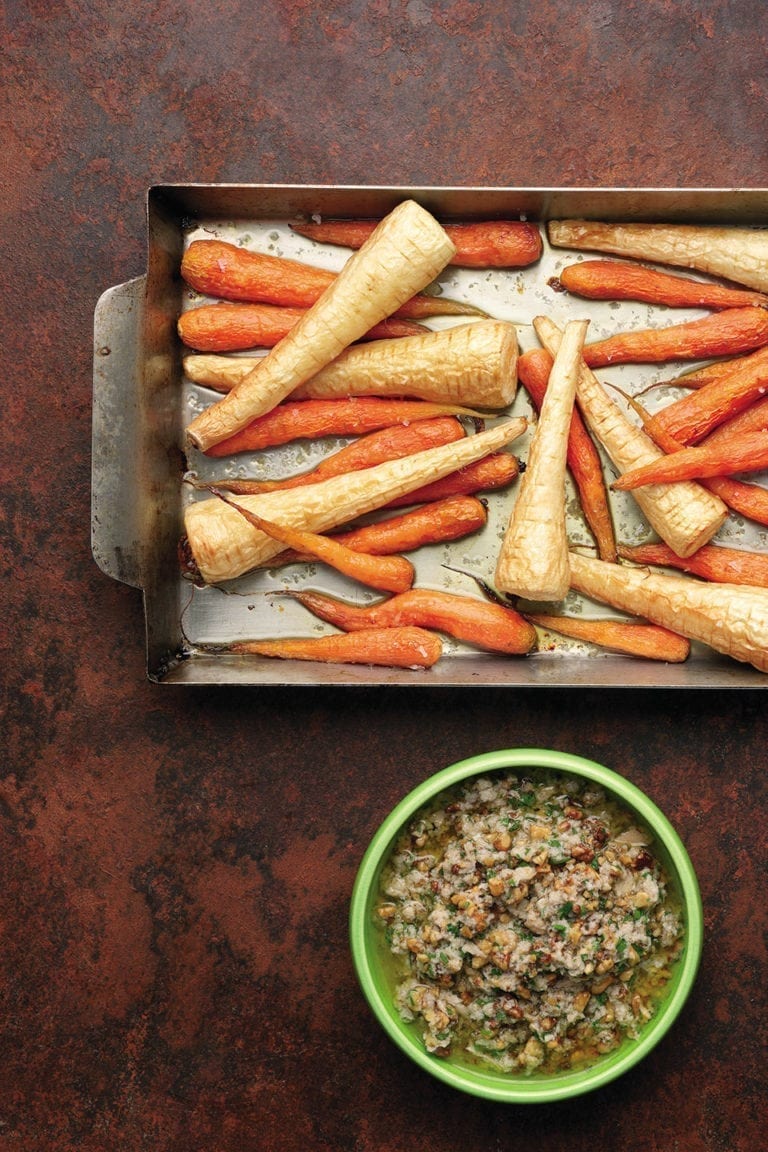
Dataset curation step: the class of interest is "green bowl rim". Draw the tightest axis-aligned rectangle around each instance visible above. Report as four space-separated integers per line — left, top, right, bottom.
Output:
349 747 703 1104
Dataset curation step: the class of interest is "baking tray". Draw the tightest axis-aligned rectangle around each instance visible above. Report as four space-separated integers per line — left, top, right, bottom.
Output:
92 184 768 686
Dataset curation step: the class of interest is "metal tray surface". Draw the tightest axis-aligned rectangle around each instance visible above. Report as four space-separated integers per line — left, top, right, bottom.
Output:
92 185 768 686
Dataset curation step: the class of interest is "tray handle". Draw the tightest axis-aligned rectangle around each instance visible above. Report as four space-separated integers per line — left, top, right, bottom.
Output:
91 276 146 589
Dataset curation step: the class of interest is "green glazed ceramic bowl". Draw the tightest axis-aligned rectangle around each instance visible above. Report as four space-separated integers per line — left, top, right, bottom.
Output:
350 748 703 1103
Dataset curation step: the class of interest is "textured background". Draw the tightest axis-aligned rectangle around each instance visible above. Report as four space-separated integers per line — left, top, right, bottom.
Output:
2 2 767 1149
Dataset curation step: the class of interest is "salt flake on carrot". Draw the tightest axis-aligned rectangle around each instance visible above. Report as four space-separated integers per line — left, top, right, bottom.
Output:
184 319 519 410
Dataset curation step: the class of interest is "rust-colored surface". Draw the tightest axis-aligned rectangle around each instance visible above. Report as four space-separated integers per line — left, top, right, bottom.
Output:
2 3 767 1149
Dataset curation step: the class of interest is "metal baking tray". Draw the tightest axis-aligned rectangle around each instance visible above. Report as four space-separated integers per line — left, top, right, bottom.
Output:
92 185 768 686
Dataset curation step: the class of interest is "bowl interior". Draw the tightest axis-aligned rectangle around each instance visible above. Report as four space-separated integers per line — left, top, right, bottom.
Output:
350 748 703 1103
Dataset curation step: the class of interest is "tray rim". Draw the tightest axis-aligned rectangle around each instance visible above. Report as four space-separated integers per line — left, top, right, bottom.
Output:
92 183 768 687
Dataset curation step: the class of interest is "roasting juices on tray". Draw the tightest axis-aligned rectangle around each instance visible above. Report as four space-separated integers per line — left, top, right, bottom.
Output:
179 202 768 674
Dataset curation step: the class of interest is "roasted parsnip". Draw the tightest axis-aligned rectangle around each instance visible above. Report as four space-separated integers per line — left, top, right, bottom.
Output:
186 200 457 451
496 319 589 600
534 315 728 558
184 417 527 584
569 552 768 674
548 220 768 294
183 318 519 410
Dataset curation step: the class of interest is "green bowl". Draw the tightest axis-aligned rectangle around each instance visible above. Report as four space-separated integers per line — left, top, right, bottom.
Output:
349 748 703 1103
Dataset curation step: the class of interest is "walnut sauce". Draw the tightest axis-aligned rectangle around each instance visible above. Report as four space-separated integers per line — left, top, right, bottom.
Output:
376 773 683 1074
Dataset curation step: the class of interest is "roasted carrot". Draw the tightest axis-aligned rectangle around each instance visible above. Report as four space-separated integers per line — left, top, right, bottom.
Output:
670 346 768 389
551 259 768 311
518 346 617 562
185 418 527 584
203 398 483 457
496 319 590 600
226 626 443 668
618 542 768 588
198 417 465 493
608 385 768 528
281 588 537 654
525 613 690 662
581 307 768 369
700 476 768 526
701 394 768 446
612 428 768 490
547 220 768 294
568 552 768 673
608 378 768 453
644 346 768 445
290 218 543 268
293 320 518 408
211 492 415 594
178 302 425 351
534 315 728 558
268 496 489 564
383 453 520 507
184 319 519 410
186 200 457 451
181 238 480 319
